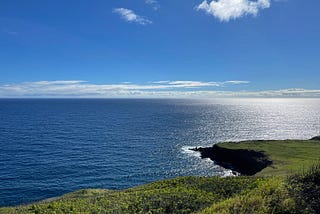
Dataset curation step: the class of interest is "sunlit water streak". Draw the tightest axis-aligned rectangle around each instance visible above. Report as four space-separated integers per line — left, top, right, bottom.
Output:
0 98 319 206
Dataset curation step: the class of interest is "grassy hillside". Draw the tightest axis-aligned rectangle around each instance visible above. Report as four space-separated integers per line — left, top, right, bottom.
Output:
1 138 320 213
1 176 264 213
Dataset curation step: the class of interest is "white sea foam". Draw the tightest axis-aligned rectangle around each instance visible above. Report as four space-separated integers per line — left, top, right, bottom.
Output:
221 169 239 177
181 146 202 158
181 145 239 177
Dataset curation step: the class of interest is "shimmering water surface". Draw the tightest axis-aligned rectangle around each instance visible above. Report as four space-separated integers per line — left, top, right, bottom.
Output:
1 98 320 206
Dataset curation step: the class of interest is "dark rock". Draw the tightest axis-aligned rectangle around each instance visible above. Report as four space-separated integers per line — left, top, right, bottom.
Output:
310 136 320 141
190 144 272 176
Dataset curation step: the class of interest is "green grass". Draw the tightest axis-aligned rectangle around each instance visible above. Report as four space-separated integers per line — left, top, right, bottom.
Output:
1 138 320 213
1 176 262 213
218 139 320 176
200 177 295 214
200 162 320 214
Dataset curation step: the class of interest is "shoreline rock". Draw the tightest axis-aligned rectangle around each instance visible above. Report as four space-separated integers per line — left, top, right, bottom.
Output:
190 144 272 175
310 136 320 141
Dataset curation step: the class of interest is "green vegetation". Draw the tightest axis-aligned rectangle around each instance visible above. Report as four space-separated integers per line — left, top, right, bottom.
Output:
201 162 320 214
1 176 262 213
218 139 320 176
200 177 295 214
287 163 320 213
1 138 320 213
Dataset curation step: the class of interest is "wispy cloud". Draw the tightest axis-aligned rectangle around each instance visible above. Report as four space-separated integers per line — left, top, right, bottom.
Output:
26 80 86 85
1 80 319 98
152 80 250 88
113 8 152 25
145 0 160 10
197 0 271 21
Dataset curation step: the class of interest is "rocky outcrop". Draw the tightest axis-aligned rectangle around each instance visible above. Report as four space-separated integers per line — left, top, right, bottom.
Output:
310 136 320 141
191 144 272 175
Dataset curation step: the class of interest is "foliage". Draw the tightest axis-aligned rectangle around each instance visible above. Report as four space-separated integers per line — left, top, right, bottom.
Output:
287 162 320 213
0 176 261 214
199 177 295 214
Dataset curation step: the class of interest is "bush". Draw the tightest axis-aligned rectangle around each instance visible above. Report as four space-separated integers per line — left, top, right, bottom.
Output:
200 177 295 214
287 162 320 213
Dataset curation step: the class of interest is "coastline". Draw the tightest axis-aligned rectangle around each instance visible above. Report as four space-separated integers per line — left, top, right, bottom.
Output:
190 137 320 177
190 144 272 175
2 137 320 213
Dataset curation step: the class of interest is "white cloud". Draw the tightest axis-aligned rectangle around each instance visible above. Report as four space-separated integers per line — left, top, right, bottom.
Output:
145 0 160 10
0 80 249 97
152 80 221 87
197 0 271 21
152 80 250 87
27 80 86 85
113 8 152 25
1 80 319 98
224 80 250 85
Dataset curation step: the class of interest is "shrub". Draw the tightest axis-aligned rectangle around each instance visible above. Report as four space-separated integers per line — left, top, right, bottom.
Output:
287 162 320 213
200 177 295 214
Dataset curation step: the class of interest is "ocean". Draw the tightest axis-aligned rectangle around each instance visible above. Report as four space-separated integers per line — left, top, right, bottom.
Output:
0 98 319 207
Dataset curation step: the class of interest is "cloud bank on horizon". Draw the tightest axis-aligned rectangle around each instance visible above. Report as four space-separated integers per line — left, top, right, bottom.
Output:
1 80 319 98
197 0 271 21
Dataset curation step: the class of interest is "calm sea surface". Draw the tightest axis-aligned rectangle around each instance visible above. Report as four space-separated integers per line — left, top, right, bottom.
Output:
1 98 320 206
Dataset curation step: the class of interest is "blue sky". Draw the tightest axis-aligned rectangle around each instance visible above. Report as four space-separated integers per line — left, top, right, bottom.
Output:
0 0 319 98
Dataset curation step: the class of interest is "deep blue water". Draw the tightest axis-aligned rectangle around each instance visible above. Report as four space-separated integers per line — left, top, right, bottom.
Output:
1 98 320 207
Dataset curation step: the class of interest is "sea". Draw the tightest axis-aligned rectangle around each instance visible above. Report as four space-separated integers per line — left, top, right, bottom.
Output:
0 98 320 207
